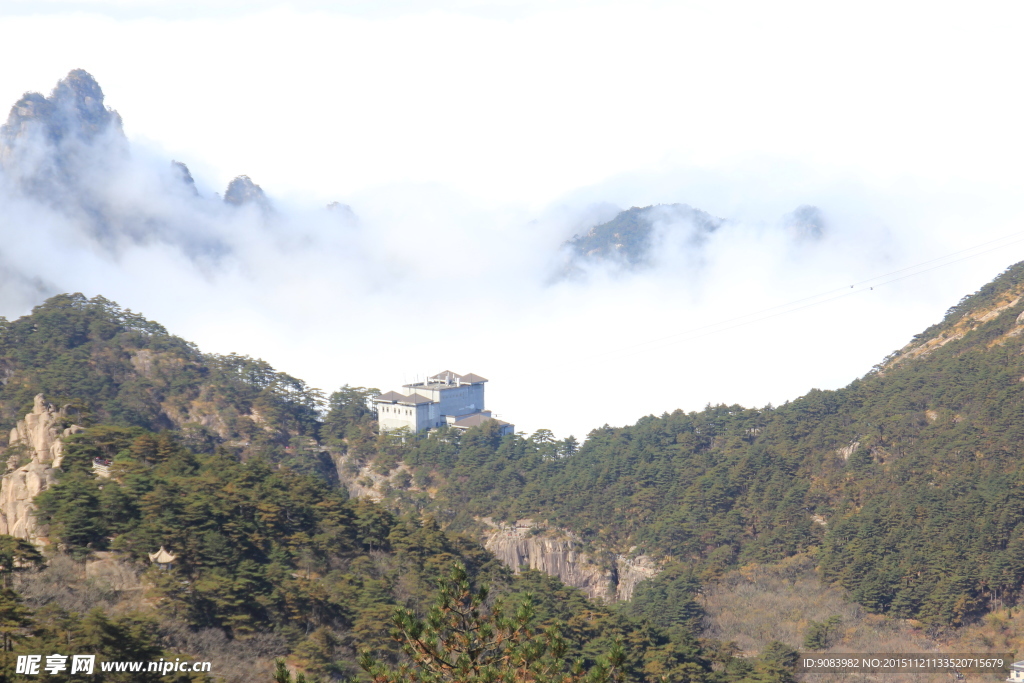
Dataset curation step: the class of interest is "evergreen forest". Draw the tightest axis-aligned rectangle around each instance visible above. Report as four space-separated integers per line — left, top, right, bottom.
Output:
0 293 780 682
1 256 1024 679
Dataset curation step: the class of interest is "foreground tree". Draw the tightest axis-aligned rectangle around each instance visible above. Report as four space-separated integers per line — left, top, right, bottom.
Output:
0 535 43 588
360 563 622 683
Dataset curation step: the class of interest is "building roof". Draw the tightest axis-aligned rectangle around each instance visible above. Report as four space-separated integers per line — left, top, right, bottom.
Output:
398 394 432 405
452 414 510 430
426 370 488 385
373 391 407 403
148 546 177 564
373 391 433 406
428 370 459 383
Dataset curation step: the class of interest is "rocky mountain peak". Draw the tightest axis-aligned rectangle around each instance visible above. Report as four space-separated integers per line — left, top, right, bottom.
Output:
224 175 269 208
2 69 123 148
562 203 724 273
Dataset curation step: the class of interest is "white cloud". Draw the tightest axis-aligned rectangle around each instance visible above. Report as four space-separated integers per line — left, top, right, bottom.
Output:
0 1 1023 438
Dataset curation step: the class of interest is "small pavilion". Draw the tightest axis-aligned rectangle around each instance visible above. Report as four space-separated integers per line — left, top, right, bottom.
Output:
148 546 177 570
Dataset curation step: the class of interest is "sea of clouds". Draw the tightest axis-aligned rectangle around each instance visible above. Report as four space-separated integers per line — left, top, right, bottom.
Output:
0 59 1022 439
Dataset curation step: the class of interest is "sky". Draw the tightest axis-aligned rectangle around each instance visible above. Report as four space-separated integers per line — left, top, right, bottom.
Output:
0 0 1023 439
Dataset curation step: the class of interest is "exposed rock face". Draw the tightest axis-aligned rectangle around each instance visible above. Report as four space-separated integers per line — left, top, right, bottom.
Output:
9 394 71 466
836 441 860 460
0 394 83 546
332 452 419 502
333 456 662 602
485 522 614 600
0 463 58 543
483 520 659 602
885 289 1024 370
614 553 661 601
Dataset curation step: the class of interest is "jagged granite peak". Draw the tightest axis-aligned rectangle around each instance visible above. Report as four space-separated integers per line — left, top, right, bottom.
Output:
1 69 124 148
0 69 128 207
0 71 232 266
224 175 269 208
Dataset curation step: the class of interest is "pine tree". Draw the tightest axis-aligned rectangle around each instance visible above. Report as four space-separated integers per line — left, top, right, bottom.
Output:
359 562 623 683
0 535 43 588
0 588 31 652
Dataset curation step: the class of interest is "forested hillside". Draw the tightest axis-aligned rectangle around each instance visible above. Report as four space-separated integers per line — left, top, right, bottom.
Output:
6 258 1024 681
34 423 742 681
350 260 1024 628
0 293 331 475
0 293 748 683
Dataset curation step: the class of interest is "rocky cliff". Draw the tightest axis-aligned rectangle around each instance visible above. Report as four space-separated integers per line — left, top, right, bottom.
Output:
332 452 422 502
482 519 659 602
332 454 662 601
0 395 82 545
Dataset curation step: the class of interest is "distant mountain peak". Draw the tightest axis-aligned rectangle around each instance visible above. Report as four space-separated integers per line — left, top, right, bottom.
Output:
224 175 269 208
562 203 724 272
0 71 232 263
1 69 123 148
0 69 127 208
783 205 825 240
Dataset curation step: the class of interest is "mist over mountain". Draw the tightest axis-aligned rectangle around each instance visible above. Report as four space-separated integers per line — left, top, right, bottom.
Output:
0 60 1020 681
223 174 269 209
0 71 832 289
782 205 825 240
2 71 220 257
2 69 123 164
560 203 727 276
0 3 1022 677
0 69 998 440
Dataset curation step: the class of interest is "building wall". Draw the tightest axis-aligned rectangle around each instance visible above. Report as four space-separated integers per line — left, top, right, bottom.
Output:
408 383 485 417
379 380 488 433
427 402 442 429
462 384 486 415
378 402 433 432
418 403 433 431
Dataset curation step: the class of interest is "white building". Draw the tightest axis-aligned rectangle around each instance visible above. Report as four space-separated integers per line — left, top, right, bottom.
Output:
1007 661 1024 682
374 370 514 435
